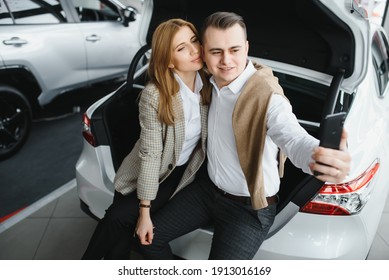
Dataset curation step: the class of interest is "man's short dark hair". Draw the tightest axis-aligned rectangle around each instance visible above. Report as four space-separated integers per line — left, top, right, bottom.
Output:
201 11 247 41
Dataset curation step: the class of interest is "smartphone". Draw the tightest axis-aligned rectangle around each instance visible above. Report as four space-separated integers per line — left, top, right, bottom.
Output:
318 112 347 149
314 112 346 176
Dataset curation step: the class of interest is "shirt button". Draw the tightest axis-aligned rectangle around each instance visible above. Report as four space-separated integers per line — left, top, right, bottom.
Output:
168 164 173 170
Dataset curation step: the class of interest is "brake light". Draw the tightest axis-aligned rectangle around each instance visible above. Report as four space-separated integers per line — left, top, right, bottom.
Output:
82 113 96 147
301 159 380 215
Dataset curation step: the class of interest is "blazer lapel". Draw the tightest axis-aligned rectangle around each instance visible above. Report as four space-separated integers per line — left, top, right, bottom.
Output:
199 100 208 152
172 93 185 164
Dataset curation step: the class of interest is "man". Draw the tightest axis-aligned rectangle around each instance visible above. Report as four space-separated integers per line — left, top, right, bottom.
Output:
138 11 351 260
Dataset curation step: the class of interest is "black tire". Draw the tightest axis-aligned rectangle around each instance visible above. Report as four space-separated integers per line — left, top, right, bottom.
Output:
0 85 32 160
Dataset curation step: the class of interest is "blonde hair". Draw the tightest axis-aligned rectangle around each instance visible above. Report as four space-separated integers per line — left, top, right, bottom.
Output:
148 18 210 125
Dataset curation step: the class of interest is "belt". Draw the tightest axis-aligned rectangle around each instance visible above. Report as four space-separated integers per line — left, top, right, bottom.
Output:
212 184 278 206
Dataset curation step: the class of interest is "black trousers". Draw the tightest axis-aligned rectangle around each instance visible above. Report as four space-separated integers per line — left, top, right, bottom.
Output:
81 165 187 260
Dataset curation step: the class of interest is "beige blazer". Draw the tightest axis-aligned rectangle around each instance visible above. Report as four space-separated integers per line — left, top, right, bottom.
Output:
114 83 208 201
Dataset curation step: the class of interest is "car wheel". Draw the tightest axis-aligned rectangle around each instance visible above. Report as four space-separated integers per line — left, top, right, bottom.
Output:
0 85 32 160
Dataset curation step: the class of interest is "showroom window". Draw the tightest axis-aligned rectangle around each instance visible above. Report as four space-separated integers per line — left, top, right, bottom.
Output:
0 0 66 24
372 30 389 97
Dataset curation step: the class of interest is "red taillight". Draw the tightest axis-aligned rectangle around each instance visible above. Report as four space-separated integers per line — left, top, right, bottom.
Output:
301 202 350 215
301 159 380 215
82 113 96 147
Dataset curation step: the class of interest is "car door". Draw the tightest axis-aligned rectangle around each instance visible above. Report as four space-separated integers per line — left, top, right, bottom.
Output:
0 0 87 106
68 0 143 83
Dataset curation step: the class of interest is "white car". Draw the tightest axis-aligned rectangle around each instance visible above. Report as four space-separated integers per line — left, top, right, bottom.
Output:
0 0 148 159
76 0 389 259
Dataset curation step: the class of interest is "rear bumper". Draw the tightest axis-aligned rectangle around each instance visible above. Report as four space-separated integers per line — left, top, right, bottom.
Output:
256 212 370 259
170 212 371 260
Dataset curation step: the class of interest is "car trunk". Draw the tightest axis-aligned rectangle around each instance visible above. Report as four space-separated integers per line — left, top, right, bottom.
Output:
147 0 355 78
91 0 357 228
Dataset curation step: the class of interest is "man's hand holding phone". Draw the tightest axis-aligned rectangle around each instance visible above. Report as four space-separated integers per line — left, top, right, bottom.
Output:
310 113 351 183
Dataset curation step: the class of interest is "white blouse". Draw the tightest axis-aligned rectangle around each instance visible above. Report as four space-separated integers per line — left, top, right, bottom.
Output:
175 72 203 166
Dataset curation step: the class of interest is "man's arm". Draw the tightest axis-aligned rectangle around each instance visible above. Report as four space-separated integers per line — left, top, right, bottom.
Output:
267 94 351 182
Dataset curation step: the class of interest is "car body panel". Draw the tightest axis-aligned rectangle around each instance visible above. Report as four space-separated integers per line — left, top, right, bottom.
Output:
0 24 88 105
168 212 369 260
76 21 139 83
73 1 146 82
76 89 119 218
76 142 115 219
258 213 369 259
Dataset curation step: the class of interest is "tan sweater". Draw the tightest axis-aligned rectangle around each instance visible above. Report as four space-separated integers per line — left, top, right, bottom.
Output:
232 63 287 209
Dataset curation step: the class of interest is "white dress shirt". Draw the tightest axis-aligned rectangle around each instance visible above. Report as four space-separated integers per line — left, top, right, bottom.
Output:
207 61 319 197
175 72 203 166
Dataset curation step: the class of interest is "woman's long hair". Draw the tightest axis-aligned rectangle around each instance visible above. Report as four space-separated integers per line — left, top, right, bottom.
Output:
148 18 211 125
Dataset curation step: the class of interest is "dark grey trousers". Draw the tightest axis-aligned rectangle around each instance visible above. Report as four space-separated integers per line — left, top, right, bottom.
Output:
139 167 277 260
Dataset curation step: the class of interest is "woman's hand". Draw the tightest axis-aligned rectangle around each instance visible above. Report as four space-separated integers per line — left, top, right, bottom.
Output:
135 204 154 245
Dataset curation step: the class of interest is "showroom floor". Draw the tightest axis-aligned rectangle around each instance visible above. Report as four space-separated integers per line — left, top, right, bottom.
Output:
0 179 388 260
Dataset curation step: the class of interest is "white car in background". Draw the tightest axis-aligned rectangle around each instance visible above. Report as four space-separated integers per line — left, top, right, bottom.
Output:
0 0 148 159
76 0 389 259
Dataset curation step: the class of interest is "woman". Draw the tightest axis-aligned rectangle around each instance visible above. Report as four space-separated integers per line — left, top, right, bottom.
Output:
82 18 210 259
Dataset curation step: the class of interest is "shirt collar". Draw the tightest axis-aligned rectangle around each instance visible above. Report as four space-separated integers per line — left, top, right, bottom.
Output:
174 72 203 96
210 60 256 95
